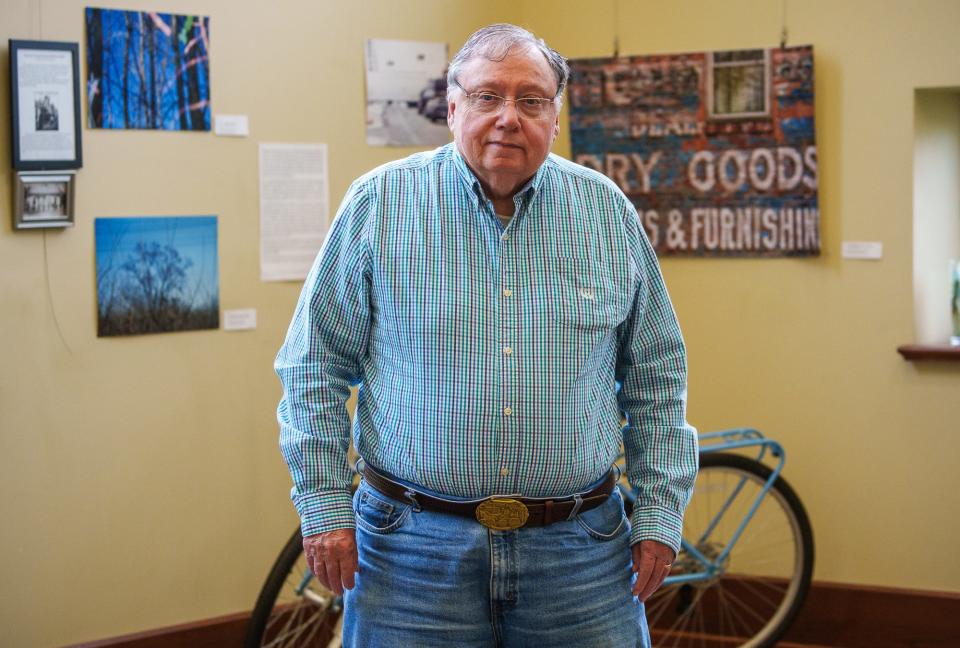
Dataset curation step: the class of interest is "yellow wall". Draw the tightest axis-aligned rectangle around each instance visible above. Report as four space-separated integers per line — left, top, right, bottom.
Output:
0 1 509 645
520 0 960 589
1 0 958 645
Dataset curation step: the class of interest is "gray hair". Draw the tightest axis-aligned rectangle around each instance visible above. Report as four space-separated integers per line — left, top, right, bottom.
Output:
447 24 569 102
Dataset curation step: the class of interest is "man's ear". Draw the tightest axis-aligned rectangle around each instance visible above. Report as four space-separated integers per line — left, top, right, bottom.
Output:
447 99 456 131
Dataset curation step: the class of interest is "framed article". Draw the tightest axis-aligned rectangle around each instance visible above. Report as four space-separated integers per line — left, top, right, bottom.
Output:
9 39 83 170
13 172 75 230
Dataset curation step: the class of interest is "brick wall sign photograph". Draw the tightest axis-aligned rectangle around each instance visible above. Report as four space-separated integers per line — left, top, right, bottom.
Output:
569 46 819 257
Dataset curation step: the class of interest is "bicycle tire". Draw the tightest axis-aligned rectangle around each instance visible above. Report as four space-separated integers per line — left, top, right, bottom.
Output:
244 527 343 648
646 452 814 648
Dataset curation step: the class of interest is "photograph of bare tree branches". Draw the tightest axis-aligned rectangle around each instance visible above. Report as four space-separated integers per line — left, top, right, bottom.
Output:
85 7 210 130
95 216 219 337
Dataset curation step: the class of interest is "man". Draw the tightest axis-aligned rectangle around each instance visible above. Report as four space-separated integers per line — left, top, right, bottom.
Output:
276 23 698 646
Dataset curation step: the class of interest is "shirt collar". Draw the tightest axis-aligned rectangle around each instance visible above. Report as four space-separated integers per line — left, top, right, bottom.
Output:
449 143 547 215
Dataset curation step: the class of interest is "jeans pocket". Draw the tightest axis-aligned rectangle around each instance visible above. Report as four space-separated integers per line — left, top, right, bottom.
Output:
354 481 412 535
576 490 628 541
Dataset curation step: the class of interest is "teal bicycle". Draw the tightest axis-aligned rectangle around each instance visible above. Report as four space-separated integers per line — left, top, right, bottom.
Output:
246 428 813 648
617 428 814 647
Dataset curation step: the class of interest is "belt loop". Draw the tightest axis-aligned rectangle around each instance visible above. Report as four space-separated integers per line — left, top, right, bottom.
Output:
544 499 554 526
404 489 422 512
566 494 583 520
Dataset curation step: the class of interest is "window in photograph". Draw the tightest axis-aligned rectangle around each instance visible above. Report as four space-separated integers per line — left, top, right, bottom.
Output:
709 49 770 119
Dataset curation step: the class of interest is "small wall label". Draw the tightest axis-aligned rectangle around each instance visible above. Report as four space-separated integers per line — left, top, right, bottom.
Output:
841 241 883 260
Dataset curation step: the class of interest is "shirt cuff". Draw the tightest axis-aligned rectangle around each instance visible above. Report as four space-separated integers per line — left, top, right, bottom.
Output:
293 489 355 537
629 504 684 556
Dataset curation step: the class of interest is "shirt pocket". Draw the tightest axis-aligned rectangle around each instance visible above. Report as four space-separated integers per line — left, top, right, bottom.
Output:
550 256 630 331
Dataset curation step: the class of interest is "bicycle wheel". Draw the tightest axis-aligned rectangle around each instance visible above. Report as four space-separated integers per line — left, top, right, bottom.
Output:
245 528 344 648
646 453 814 648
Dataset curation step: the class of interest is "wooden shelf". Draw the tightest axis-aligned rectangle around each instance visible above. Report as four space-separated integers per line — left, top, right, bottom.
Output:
897 344 960 361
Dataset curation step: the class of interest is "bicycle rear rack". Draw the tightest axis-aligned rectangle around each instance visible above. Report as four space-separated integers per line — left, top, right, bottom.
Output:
646 428 788 585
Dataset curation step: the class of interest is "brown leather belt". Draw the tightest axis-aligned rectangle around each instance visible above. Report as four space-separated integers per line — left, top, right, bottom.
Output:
360 462 616 531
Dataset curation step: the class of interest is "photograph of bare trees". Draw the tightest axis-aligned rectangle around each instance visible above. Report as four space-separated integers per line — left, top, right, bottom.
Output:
85 7 210 130
95 216 219 337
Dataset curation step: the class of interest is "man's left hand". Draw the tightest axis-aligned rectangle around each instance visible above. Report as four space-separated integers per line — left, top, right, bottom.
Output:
632 539 675 601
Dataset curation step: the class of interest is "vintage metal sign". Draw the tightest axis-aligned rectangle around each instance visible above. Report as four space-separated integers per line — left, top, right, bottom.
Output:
568 46 819 257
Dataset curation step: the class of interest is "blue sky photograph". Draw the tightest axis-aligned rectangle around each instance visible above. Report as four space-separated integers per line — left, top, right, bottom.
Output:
95 216 219 336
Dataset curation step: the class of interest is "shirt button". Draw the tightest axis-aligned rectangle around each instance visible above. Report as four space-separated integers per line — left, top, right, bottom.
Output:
502 233 510 241
503 288 513 298
500 467 509 476
503 346 513 356
503 406 513 416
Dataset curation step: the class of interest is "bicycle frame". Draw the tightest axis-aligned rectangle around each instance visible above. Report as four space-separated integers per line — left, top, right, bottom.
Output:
618 428 786 586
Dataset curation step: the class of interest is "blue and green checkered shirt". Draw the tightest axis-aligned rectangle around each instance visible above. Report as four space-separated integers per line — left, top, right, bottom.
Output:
276 143 698 552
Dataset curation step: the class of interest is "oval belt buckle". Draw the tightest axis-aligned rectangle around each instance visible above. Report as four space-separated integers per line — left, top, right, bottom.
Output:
475 498 529 530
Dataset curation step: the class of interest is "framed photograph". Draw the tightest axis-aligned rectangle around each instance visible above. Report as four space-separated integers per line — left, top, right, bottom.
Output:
95 216 220 336
13 172 76 230
85 9 211 131
9 39 83 170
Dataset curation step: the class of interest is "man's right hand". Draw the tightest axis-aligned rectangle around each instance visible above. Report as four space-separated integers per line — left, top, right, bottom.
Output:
303 528 358 595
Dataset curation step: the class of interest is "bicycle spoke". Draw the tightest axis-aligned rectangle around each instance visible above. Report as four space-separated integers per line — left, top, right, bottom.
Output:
661 585 709 643
735 575 790 594
280 564 308 601
265 602 325 648
716 583 755 640
264 603 308 648
695 590 707 648
646 585 683 628
719 583 772 627
729 554 794 572
264 601 299 637
297 606 326 648
733 577 783 612
716 583 738 640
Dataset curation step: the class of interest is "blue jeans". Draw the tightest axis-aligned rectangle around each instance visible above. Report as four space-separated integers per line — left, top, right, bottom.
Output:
343 478 651 647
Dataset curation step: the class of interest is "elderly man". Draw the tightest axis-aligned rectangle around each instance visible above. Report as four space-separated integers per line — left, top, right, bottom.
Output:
276 23 698 646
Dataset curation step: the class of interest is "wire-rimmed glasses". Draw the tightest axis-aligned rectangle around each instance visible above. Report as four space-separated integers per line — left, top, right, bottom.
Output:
451 80 557 120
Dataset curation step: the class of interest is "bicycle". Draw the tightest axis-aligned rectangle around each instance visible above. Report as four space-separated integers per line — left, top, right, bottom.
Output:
245 428 813 648
617 428 814 647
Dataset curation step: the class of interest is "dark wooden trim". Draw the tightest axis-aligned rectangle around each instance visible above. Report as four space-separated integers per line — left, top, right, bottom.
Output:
66 581 960 648
897 343 960 361
66 610 248 648
784 580 960 647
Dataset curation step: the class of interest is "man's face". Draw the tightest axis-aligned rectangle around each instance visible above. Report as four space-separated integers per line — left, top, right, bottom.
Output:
447 47 561 198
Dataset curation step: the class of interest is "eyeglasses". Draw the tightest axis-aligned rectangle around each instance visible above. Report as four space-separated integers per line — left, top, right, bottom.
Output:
452 81 557 120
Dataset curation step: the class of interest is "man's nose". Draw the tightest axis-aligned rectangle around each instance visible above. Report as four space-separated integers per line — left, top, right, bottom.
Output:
495 100 521 129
